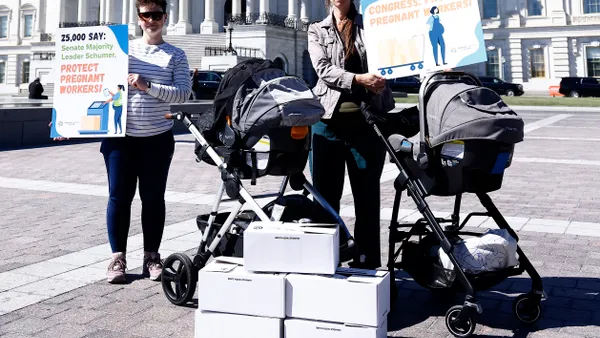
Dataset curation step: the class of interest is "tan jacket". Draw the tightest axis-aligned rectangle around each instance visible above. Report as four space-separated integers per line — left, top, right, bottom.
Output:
307 11 395 119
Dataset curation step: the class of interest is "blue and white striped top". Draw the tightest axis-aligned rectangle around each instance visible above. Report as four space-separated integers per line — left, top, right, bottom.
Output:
126 39 191 137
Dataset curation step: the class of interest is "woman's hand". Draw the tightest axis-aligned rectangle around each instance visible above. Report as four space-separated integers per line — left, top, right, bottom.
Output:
355 73 386 94
128 73 148 91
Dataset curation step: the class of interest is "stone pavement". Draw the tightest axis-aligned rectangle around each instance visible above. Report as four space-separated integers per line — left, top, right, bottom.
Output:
0 109 599 337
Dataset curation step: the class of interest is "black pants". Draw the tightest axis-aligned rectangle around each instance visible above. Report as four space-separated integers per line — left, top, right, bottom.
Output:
309 111 386 268
100 130 175 253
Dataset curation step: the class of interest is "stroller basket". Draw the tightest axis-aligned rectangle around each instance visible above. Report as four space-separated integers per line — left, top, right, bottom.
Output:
196 211 249 258
400 232 525 292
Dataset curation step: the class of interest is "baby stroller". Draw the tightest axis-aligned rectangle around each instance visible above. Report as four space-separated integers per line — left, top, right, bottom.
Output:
367 72 545 337
160 59 357 306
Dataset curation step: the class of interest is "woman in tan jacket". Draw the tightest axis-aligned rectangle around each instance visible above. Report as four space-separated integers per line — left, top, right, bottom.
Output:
308 0 395 269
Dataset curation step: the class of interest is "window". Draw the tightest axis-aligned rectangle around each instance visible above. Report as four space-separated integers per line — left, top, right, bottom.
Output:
586 47 600 77
0 16 7 38
482 0 498 19
584 0 600 13
528 0 543 16
21 61 30 84
529 48 545 78
24 14 33 37
0 62 5 83
486 49 501 78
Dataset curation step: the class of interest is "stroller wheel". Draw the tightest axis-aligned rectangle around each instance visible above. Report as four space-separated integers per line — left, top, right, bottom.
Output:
513 294 542 324
161 253 198 306
445 305 476 338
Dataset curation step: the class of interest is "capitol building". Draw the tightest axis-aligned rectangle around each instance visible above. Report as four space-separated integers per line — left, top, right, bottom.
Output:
1 0 600 95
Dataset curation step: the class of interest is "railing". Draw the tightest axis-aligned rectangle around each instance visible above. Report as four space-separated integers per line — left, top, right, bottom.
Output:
40 33 53 42
59 21 121 28
205 46 263 58
32 52 55 60
225 13 309 31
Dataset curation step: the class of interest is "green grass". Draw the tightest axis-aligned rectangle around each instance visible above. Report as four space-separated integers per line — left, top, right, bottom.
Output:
395 95 600 107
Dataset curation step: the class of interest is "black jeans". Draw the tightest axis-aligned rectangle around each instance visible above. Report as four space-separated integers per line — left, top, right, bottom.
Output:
309 111 386 268
100 130 175 253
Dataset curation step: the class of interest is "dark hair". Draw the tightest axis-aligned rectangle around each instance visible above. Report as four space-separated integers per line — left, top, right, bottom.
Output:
118 84 125 91
324 1 358 61
430 6 439 14
136 0 167 13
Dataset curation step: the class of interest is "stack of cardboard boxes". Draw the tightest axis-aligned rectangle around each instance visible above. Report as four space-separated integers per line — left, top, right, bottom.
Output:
195 221 390 338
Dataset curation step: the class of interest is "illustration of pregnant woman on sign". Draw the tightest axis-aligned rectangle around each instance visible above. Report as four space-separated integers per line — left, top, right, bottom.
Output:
104 85 125 134
427 6 447 66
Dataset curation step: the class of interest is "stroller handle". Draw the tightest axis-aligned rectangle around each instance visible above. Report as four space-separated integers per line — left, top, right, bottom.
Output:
165 112 182 120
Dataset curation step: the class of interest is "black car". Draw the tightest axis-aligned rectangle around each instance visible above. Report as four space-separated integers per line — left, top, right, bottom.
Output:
477 76 524 96
387 76 421 94
559 77 600 98
192 70 225 99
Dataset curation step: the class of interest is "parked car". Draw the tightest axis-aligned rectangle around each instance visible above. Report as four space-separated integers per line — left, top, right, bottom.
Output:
387 76 421 94
477 76 524 96
192 70 225 99
559 77 600 98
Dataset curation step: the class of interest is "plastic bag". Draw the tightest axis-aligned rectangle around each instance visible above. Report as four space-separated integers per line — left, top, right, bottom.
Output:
438 229 518 274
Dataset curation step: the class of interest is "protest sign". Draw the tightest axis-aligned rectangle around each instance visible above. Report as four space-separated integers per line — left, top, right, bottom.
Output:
360 0 487 78
50 24 129 138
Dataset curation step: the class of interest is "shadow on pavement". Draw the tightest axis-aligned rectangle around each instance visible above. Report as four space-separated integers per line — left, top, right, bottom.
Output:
387 272 600 337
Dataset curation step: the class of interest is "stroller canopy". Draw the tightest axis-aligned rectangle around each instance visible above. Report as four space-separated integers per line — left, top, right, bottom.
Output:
424 83 524 147
200 58 324 147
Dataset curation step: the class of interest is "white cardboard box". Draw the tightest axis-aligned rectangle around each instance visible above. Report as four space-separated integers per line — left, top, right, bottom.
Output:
243 221 339 275
285 268 390 327
197 257 286 318
284 318 388 338
195 310 282 338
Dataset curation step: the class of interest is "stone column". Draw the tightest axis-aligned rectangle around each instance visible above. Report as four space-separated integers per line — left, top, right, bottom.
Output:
175 0 192 33
58 0 65 23
105 0 112 24
508 38 524 83
128 0 139 36
257 0 269 23
246 0 254 23
288 0 297 20
232 0 242 16
34 4 41 34
300 0 310 23
201 0 219 34
121 0 128 24
99 0 105 22
168 0 178 28
77 0 87 22
552 37 570 78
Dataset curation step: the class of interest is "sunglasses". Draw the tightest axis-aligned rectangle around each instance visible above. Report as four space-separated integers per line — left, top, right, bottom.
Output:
138 11 165 21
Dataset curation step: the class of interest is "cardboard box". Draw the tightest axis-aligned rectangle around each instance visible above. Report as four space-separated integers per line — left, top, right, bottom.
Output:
284 318 388 338
197 257 286 318
81 115 101 130
285 268 390 327
243 221 339 275
195 310 282 338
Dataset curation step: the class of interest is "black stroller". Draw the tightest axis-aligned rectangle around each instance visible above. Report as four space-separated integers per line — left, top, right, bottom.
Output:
159 59 358 306
369 72 545 337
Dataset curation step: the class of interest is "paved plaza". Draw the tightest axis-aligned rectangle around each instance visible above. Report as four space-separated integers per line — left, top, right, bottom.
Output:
0 105 599 337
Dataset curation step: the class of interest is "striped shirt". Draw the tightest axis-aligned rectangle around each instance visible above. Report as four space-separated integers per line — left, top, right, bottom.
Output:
126 39 191 137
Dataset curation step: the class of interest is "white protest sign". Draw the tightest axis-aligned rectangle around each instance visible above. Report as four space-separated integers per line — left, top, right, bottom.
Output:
360 0 487 78
51 24 129 138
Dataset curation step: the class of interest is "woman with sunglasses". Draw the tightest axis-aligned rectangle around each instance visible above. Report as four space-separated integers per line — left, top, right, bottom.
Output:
100 0 192 283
